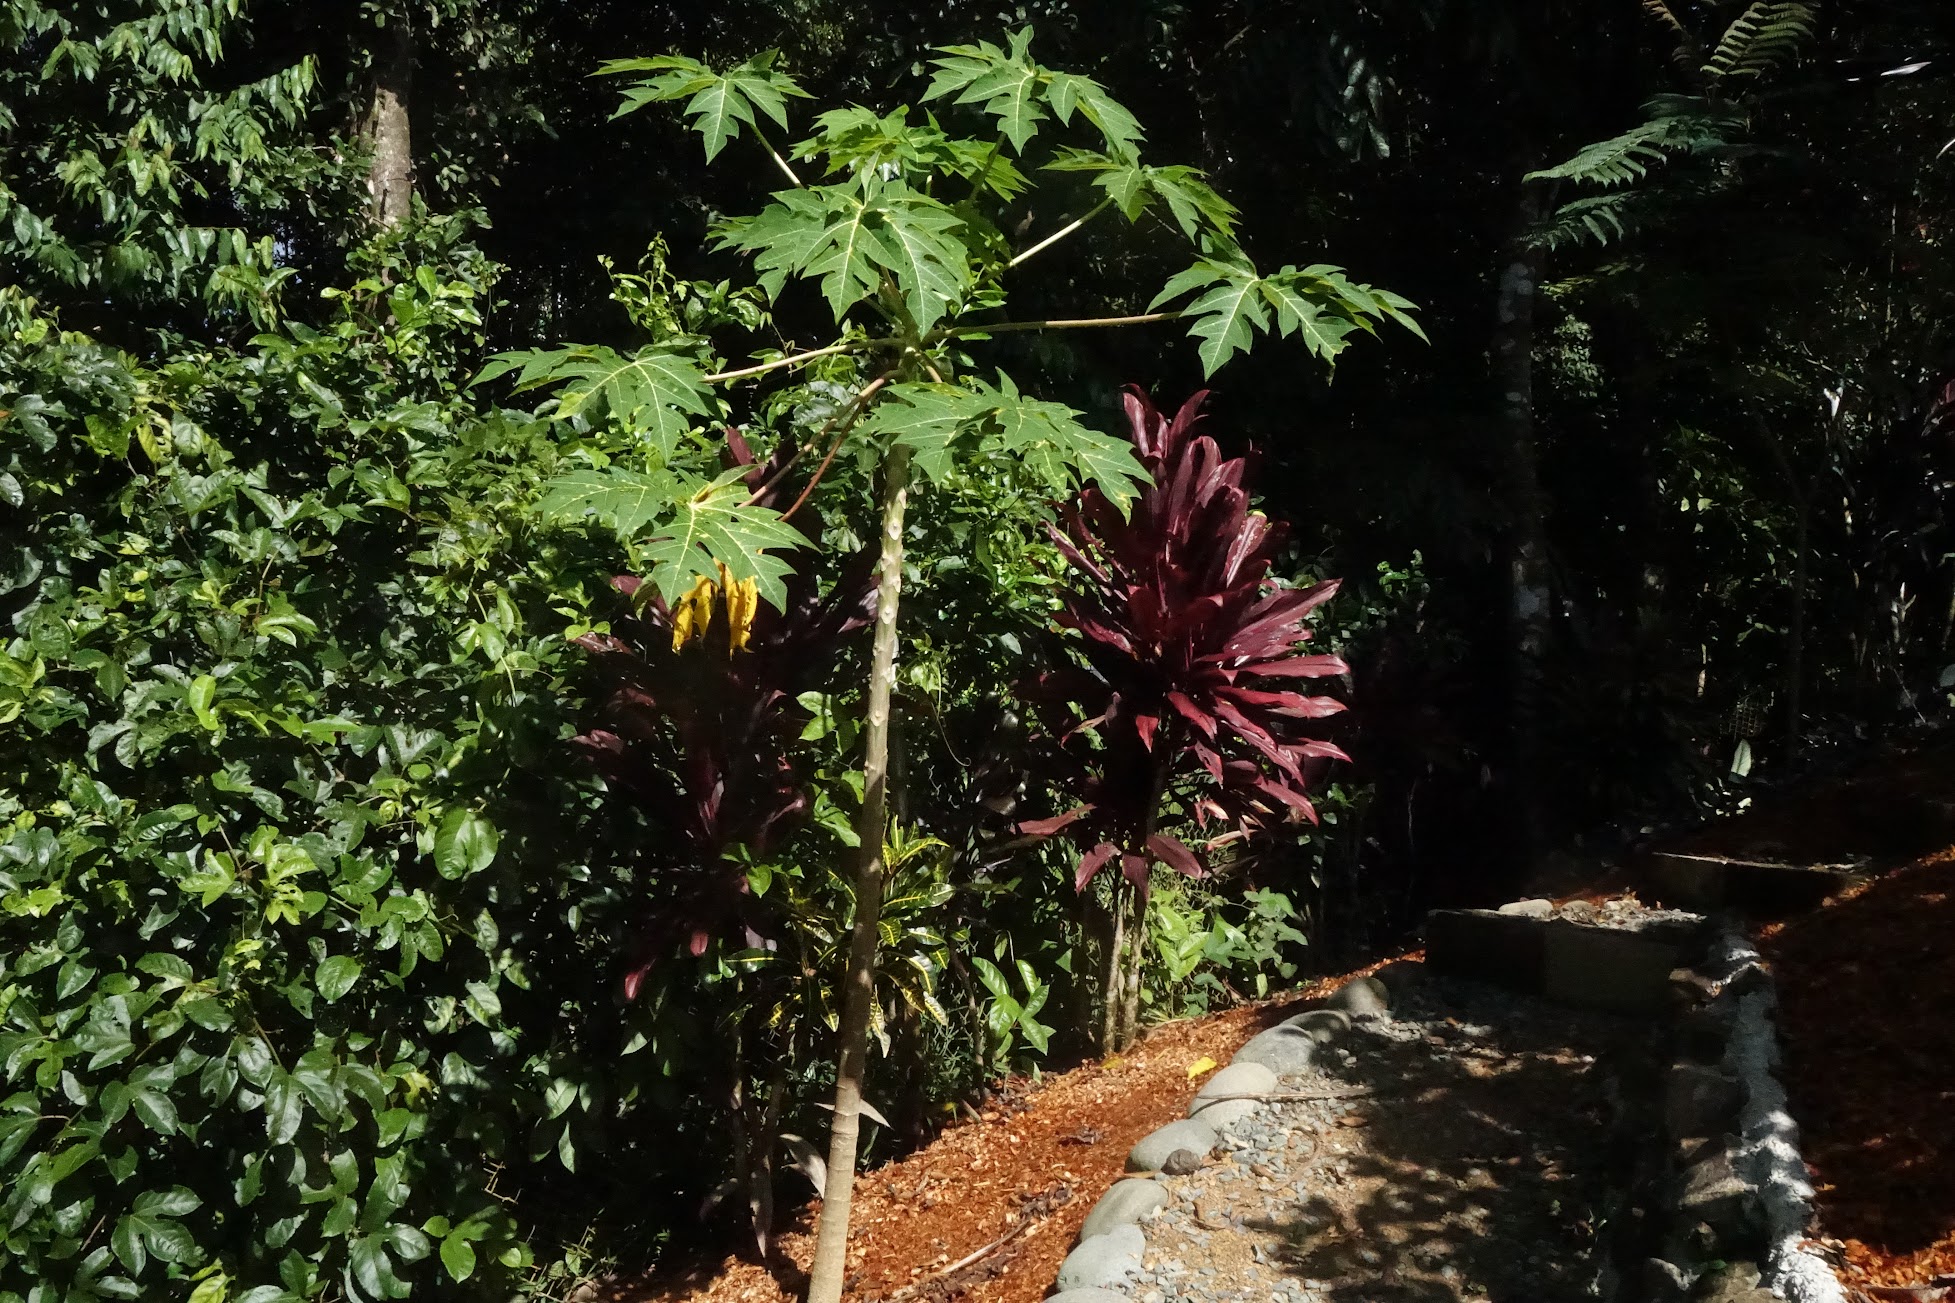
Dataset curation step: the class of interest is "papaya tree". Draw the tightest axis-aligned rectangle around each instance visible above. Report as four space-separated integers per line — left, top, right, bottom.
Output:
482 29 1421 1300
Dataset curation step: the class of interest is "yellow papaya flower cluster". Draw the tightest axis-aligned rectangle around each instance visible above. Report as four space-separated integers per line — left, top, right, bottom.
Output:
670 562 760 653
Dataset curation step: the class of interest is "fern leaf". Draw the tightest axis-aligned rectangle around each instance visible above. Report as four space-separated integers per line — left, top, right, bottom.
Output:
1641 0 1687 36
1527 97 1742 190
1527 120 1678 188
1704 1 1816 81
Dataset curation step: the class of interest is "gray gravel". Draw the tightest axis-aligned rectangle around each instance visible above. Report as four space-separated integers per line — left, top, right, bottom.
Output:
1122 971 1660 1303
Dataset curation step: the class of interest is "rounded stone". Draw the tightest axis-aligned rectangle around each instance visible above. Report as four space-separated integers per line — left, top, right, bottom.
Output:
1161 1147 1206 1175
1194 1097 1261 1131
1127 1117 1219 1172
1055 1222 1145 1292
1047 1292 1132 1303
1191 1060 1278 1116
1232 1024 1319 1074
1327 976 1390 1017
1079 1178 1170 1242
1371 959 1425 993
1282 1009 1352 1041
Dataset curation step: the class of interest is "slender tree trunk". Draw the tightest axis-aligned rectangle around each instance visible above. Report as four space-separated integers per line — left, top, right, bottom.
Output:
1098 884 1129 1052
1785 505 1809 759
1116 889 1144 1048
1493 181 1551 868
364 10 414 226
1761 419 1811 765
806 444 912 1303
1101 747 1170 1052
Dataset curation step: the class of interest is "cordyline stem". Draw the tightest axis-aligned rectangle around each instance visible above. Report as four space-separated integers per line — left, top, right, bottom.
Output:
1104 743 1174 1052
806 442 913 1303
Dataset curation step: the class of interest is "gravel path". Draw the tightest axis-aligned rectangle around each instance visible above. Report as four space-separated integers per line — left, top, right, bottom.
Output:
1124 974 1660 1303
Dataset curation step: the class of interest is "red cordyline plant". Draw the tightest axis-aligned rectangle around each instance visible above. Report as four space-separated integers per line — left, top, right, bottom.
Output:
1023 387 1350 1048
571 433 876 997
569 435 878 1260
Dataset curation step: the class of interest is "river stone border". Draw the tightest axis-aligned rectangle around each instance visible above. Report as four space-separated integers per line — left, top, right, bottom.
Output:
1049 980 1374 1298
1642 926 1847 1303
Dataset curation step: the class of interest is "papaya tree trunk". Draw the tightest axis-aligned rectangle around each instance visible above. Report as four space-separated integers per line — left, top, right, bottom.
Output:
364 10 414 226
807 443 911 1303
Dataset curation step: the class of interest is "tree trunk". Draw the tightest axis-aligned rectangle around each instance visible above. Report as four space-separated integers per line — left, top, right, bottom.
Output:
1098 884 1134 1052
1101 747 1170 1053
364 10 414 226
1117 888 1144 1048
1760 416 1811 765
1784 505 1809 759
1493 182 1551 868
806 444 911 1303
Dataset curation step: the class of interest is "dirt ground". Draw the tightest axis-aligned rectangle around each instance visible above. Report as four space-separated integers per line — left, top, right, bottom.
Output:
611 970 1376 1303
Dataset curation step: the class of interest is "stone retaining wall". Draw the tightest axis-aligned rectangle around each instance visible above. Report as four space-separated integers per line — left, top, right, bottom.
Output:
1643 927 1847 1303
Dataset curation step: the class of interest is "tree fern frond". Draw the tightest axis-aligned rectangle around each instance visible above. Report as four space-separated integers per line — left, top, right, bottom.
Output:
1641 0 1687 36
1528 120 1676 188
1529 193 1641 250
1527 191 1667 251
1526 98 1740 189
1704 1 1817 81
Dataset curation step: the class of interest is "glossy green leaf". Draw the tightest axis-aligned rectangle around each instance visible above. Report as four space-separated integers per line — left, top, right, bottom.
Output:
433 810 499 881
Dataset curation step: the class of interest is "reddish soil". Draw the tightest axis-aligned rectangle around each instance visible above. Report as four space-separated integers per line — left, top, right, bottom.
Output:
1762 849 1955 1292
611 967 1388 1303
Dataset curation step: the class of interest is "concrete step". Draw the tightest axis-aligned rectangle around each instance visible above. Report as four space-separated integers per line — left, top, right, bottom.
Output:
1424 906 1710 1013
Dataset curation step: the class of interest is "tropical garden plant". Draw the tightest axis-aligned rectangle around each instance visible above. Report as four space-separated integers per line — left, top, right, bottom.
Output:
1020 389 1354 1050
488 30 1420 1298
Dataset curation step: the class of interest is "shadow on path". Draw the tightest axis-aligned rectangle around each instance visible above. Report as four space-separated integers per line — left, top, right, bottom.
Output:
1247 979 1657 1303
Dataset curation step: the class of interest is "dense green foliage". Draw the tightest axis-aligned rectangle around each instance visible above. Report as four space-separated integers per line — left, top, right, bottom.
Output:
7 0 1955 1295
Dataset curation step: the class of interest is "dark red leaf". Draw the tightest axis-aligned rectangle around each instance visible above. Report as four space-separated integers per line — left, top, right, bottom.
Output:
1244 654 1350 679
1147 833 1206 877
1216 685 1348 718
1075 843 1119 893
1020 807 1091 836
1167 691 1218 738
1034 387 1352 901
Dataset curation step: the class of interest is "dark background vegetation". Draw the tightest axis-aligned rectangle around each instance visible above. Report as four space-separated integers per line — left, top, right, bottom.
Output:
6 0 1955 1297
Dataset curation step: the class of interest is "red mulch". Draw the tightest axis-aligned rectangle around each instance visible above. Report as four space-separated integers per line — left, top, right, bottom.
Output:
609 965 1395 1303
1762 848 1955 1290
